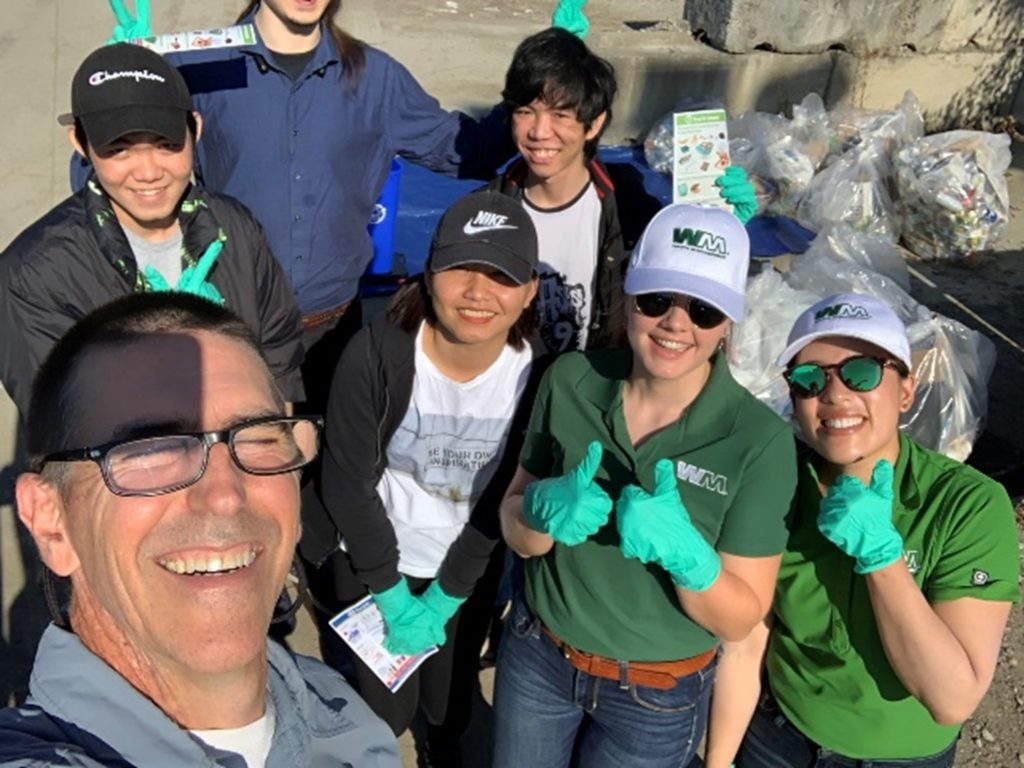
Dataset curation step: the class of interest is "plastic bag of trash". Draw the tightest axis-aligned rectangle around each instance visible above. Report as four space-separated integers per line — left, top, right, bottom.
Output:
895 130 1011 264
903 313 996 461
728 270 820 419
643 110 676 175
797 223 911 292
726 95 831 216
796 139 900 240
826 91 924 160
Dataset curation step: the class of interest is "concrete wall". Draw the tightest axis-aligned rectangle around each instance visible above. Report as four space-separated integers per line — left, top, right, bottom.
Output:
682 0 1024 55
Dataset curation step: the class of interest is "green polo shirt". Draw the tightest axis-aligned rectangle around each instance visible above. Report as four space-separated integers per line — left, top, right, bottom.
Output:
768 434 1021 759
520 349 797 661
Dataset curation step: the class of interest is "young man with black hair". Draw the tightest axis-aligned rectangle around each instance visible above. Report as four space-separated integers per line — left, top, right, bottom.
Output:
1 42 304 420
489 27 757 356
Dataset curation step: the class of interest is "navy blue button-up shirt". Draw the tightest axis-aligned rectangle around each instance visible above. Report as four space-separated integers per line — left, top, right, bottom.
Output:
165 12 508 314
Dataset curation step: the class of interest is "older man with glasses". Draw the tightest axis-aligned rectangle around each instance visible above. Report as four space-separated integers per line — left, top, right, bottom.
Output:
0 293 398 768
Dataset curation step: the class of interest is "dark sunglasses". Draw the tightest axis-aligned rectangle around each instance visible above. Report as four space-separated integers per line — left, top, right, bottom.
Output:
784 356 905 399
633 293 727 329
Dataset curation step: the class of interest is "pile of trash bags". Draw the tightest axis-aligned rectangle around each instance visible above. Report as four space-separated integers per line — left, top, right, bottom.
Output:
645 93 1011 265
644 95 1009 460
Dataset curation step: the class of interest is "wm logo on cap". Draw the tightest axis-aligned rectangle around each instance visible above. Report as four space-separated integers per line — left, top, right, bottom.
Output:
815 303 871 322
672 227 727 258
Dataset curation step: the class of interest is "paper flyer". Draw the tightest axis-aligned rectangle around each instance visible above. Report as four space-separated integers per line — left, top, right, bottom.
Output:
329 595 438 693
129 24 256 55
672 109 731 209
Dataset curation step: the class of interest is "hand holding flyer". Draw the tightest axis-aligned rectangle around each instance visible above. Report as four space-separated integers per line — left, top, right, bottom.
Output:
329 595 439 693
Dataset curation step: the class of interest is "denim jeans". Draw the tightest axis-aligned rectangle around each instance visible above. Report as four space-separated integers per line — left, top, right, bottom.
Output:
736 691 957 768
492 592 717 768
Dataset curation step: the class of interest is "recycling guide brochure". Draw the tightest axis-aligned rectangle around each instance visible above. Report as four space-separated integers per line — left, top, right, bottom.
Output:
329 595 438 693
672 109 732 209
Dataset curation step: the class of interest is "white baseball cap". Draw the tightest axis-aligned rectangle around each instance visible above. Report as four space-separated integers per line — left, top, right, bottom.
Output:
625 203 750 321
778 292 913 369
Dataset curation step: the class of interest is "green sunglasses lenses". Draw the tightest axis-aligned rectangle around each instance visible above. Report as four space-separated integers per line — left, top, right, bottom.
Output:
786 356 886 397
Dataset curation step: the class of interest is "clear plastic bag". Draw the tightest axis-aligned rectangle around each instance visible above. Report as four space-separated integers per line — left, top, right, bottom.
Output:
902 314 997 461
796 223 912 293
796 139 900 240
826 91 924 161
643 110 675 175
895 130 1011 264
728 270 820 419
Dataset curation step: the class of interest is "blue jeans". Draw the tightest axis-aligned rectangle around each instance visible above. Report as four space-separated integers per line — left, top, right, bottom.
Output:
492 592 717 768
736 691 957 768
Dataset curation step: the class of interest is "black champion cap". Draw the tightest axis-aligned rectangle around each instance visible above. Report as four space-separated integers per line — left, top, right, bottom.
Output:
59 43 193 148
429 191 539 285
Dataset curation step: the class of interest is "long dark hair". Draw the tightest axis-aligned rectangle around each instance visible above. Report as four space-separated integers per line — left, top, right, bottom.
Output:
387 274 537 352
238 0 366 82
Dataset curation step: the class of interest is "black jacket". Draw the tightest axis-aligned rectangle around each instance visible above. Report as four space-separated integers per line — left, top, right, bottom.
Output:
303 312 548 598
0 179 304 416
486 157 626 349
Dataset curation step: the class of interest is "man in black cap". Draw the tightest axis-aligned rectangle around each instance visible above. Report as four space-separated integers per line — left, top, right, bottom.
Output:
0 42 304 420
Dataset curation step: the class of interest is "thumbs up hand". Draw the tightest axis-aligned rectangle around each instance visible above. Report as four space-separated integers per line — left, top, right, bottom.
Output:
616 459 722 591
523 441 613 546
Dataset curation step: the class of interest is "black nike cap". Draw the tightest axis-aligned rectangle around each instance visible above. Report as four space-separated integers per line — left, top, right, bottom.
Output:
428 191 539 285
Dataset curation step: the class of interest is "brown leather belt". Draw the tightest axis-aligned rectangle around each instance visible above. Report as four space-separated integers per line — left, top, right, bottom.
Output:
542 624 716 690
301 300 353 331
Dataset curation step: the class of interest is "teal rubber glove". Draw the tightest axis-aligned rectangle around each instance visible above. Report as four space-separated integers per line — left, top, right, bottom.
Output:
143 241 226 305
371 578 445 657
178 241 226 305
715 165 758 224
616 459 721 591
419 580 467 643
817 460 903 574
552 0 589 39
108 0 151 44
523 441 613 546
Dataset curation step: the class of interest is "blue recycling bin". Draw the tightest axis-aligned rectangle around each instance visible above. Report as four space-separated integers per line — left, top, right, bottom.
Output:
367 159 402 275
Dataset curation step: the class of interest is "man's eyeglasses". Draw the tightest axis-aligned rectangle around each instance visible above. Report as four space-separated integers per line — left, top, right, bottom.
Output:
39 416 322 497
784 356 906 399
633 293 727 329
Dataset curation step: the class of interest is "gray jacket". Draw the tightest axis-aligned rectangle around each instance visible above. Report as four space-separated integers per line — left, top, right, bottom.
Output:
0 624 400 767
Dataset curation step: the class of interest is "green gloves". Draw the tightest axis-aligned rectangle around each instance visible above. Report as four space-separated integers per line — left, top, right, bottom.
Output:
552 0 589 39
144 240 226 305
372 578 446 657
523 441 613 546
108 0 151 44
818 460 903 574
715 165 758 225
421 580 467 630
616 459 721 591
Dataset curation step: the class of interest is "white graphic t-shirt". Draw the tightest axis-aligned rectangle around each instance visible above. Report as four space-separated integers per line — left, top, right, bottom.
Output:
524 182 601 354
377 323 533 576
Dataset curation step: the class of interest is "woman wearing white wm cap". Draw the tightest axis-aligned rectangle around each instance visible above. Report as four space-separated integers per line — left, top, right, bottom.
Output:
703 293 1020 768
493 203 797 768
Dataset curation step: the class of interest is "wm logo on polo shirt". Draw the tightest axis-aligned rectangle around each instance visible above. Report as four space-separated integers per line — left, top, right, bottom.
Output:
676 460 728 496
814 303 871 322
672 227 728 258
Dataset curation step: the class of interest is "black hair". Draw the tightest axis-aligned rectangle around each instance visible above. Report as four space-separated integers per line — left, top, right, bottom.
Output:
502 27 617 158
238 0 366 84
27 293 271 472
387 273 538 351
73 112 199 154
